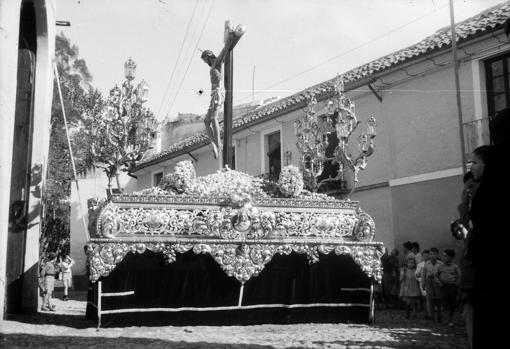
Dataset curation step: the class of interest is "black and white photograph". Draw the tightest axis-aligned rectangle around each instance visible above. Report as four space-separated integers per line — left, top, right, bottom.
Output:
1 0 509 348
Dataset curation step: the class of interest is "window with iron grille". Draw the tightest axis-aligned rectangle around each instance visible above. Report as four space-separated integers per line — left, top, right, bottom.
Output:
485 53 510 116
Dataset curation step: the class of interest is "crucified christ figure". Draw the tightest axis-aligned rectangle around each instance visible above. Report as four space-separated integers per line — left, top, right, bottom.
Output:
201 21 244 159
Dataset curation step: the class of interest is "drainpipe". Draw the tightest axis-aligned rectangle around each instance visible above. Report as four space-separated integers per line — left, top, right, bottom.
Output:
449 0 467 174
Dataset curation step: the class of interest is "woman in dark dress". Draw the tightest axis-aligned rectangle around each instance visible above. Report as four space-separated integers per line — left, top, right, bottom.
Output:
469 109 510 349
452 146 491 349
381 248 400 309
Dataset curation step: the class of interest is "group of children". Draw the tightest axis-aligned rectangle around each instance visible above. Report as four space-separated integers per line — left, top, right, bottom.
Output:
39 252 75 311
380 242 460 326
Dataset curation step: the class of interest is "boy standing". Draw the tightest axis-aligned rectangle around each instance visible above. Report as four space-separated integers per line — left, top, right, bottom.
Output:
421 248 443 322
40 252 58 311
438 249 461 327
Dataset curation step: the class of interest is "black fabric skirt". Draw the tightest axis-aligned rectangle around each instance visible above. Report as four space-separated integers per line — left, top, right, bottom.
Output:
86 249 372 327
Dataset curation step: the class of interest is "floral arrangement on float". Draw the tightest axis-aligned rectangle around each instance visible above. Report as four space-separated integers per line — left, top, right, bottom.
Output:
132 161 331 201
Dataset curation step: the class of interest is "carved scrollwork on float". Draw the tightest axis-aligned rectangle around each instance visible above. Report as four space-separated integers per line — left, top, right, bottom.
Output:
250 211 276 239
333 244 383 281
193 244 276 283
111 194 360 210
86 241 383 283
142 210 171 235
90 194 381 283
97 203 120 238
95 203 360 240
86 242 194 283
272 212 357 238
354 210 375 242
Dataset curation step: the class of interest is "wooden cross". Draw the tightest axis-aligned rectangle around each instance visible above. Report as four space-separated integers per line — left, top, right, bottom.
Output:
201 20 245 167
222 21 245 168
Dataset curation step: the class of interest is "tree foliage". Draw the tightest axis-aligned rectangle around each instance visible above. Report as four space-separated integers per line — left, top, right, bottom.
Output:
43 33 157 256
42 33 105 256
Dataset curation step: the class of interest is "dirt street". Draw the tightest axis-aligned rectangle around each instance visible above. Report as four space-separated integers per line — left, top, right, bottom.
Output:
0 290 469 348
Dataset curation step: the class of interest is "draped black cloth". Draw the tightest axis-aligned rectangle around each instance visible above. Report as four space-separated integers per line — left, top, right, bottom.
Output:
470 138 510 348
87 250 372 327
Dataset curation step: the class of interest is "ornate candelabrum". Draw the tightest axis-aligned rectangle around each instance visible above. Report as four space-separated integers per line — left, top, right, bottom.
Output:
294 94 327 191
294 76 376 195
91 57 158 192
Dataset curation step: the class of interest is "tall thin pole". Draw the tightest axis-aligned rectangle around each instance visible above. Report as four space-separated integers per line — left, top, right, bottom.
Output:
223 49 234 168
54 63 90 241
449 0 467 174
252 65 256 102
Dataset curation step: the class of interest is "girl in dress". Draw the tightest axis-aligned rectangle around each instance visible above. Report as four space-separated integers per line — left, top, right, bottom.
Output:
400 257 422 319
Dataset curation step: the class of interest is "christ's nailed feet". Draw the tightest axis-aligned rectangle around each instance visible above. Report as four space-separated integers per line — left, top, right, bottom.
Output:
211 142 219 159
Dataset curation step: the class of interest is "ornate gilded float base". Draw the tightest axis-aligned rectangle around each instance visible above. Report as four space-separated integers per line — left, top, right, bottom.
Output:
88 194 383 284
95 195 375 242
86 239 383 284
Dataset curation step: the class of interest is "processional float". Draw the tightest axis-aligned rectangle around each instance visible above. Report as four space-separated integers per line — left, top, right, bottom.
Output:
85 22 382 327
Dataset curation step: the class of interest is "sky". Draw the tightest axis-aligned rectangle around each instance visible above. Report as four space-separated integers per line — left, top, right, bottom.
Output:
56 0 506 121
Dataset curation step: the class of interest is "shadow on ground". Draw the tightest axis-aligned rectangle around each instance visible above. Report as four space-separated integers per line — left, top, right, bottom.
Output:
0 334 279 349
0 332 468 349
4 312 95 329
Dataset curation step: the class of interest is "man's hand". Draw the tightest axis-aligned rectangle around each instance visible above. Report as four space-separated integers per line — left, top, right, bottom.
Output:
234 25 246 37
451 220 468 239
